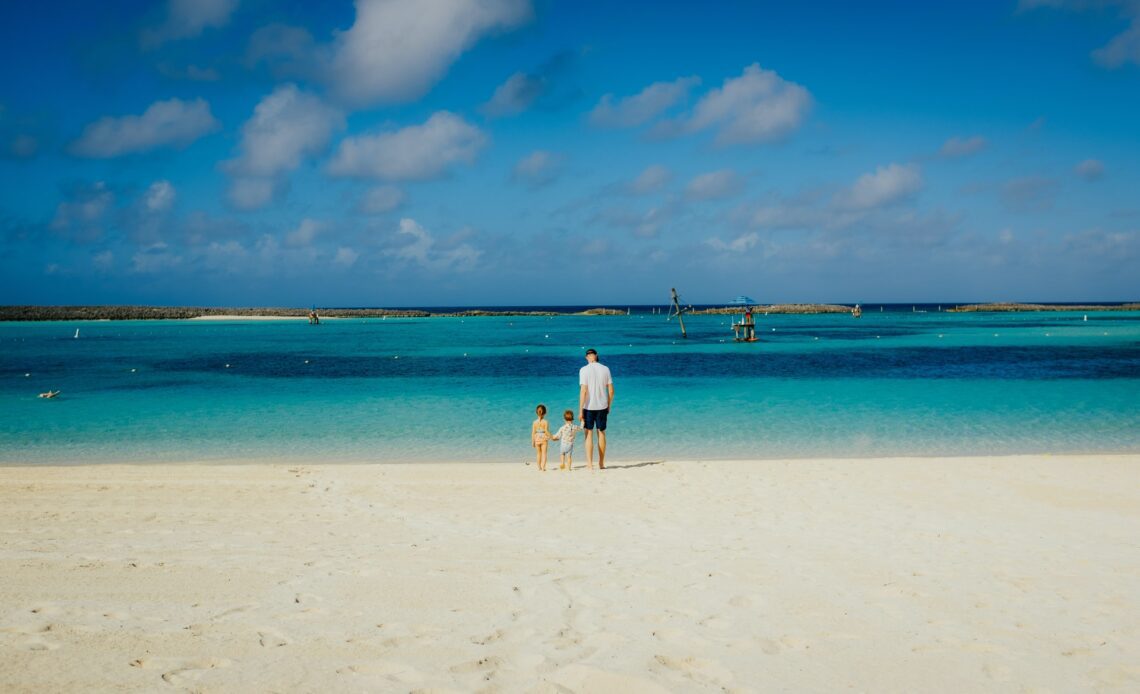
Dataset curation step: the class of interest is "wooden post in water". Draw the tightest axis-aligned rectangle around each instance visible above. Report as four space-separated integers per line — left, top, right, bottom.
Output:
670 287 688 339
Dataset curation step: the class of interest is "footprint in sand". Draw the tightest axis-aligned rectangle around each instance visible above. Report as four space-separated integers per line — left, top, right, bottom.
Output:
131 656 232 686
257 628 290 647
448 655 505 674
211 604 258 621
652 654 735 688
337 661 424 684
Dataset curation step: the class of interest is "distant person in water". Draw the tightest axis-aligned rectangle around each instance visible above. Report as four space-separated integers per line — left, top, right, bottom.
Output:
550 409 582 471
38 390 60 399
579 348 614 469
531 404 551 471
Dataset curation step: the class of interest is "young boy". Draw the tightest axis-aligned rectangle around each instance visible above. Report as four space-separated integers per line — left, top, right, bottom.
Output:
550 409 582 471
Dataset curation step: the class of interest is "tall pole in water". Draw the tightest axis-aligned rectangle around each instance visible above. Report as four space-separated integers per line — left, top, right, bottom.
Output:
670 287 688 339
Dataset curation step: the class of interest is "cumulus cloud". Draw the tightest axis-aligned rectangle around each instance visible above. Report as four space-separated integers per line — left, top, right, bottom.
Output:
483 72 546 117
939 135 987 157
225 85 343 210
227 178 278 211
226 85 343 177
685 169 742 200
657 64 812 145
512 150 562 188
92 250 114 272
627 165 671 195
50 181 114 242
127 180 177 243
145 180 176 212
70 98 220 158
327 111 486 181
836 163 923 210
589 76 700 128
386 217 481 271
334 246 359 267
326 0 532 107
1074 158 1106 180
594 202 676 239
131 242 182 273
1019 0 1140 68
357 186 406 214
142 0 237 48
285 218 322 247
707 232 760 253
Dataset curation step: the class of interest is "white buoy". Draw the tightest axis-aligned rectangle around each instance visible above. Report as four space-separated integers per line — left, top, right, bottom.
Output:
225 364 231 368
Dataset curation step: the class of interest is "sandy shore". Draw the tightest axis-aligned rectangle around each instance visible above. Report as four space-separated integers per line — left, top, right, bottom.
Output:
1 456 1137 692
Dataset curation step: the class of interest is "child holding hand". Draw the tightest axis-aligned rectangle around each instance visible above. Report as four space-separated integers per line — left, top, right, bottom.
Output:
550 409 582 471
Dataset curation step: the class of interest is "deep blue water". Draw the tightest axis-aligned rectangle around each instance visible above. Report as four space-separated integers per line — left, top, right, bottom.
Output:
2 307 1138 463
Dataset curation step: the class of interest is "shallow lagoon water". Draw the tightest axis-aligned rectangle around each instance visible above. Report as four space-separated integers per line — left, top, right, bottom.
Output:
2 307 1139 463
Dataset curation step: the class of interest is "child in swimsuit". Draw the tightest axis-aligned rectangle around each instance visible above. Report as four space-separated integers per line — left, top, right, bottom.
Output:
550 409 582 472
531 404 550 471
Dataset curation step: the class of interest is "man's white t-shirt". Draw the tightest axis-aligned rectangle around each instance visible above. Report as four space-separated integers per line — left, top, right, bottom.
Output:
579 361 612 410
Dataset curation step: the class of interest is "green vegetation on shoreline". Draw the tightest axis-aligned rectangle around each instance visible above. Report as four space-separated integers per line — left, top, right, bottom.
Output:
947 302 1140 313
2 302 1136 321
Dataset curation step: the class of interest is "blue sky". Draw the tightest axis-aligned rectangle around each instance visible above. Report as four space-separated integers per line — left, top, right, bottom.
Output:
1 0 1138 306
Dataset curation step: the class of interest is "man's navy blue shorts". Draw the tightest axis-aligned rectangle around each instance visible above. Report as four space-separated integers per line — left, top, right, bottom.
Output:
582 408 609 431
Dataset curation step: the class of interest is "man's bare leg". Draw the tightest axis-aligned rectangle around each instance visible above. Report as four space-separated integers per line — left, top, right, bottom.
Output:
598 430 606 469
584 429 594 469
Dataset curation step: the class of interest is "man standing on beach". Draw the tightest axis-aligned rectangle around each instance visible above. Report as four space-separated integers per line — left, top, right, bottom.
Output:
579 348 614 469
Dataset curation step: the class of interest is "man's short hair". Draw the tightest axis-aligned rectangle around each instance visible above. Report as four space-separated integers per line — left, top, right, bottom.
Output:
585 348 597 356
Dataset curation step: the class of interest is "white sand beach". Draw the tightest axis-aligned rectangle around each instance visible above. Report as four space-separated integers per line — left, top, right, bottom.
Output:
1 456 1137 692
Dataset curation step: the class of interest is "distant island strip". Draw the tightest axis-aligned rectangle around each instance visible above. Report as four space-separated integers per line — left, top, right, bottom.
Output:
1 303 1137 321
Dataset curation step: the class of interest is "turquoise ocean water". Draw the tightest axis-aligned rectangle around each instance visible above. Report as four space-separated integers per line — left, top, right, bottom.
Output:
2 306 1139 464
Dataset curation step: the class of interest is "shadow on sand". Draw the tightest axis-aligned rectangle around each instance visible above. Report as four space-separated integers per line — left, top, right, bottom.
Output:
599 461 664 470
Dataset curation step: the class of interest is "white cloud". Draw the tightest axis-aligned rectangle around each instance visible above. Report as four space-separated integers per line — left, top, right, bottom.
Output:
285 218 322 247
483 72 545 117
131 242 182 273
1074 158 1106 180
1093 19 1140 67
226 85 343 178
142 0 237 48
628 165 671 194
707 232 759 253
51 181 113 242
145 180 176 212
70 98 219 158
836 163 922 210
334 246 359 267
589 76 700 128
512 150 562 187
939 135 987 157
327 111 486 181
358 185 406 214
127 180 177 243
659 64 812 145
227 178 278 211
685 169 741 200
225 85 343 210
326 0 532 107
1019 1 1140 68
386 217 481 271
93 250 114 272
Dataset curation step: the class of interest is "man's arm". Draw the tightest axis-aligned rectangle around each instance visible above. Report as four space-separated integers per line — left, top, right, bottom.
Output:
607 382 614 409
579 383 588 418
